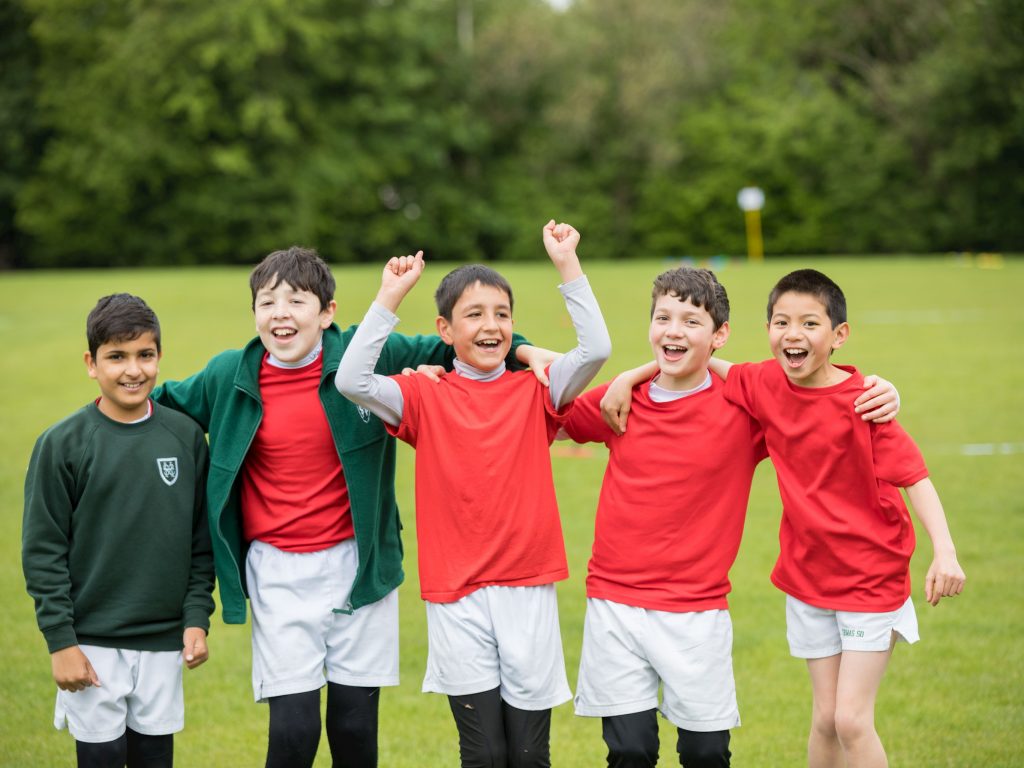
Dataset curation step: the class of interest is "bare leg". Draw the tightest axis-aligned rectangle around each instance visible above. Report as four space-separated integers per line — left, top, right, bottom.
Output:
833 641 894 768
805 654 842 768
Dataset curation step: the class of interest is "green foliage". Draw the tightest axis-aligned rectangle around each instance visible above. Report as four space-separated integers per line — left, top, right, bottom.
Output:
4 0 1023 266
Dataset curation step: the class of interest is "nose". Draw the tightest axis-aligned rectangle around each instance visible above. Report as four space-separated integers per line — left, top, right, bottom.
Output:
125 356 142 377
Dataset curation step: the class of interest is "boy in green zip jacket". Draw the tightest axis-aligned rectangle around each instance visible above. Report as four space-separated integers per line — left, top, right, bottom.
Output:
152 246 541 768
23 293 215 768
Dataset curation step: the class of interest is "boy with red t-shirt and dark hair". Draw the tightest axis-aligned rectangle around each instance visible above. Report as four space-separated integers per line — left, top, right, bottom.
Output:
336 220 611 767
710 268 965 768
561 267 762 768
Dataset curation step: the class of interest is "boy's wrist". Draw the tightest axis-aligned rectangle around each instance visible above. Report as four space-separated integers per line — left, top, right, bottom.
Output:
557 264 589 288
374 288 406 314
555 255 584 284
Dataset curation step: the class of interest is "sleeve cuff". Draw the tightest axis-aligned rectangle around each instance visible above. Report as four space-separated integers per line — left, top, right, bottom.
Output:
44 623 78 654
558 274 591 294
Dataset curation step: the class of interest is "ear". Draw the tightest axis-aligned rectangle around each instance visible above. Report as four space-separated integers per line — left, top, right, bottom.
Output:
436 315 454 345
831 321 850 351
319 299 338 329
84 351 98 380
712 321 730 350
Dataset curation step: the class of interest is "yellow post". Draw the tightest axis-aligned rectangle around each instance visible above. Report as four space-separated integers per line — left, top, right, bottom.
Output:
745 209 764 262
737 187 766 262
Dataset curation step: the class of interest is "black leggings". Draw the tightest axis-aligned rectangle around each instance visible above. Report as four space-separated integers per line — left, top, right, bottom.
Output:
602 709 731 768
448 687 552 767
265 683 380 768
75 729 173 768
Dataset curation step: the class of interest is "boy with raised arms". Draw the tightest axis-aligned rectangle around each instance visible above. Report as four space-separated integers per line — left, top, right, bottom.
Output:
23 294 214 768
336 220 612 767
584 269 902 768
708 269 964 768
152 247 540 768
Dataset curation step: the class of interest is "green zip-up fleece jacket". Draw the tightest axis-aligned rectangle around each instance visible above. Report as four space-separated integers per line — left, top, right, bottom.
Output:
153 323 526 624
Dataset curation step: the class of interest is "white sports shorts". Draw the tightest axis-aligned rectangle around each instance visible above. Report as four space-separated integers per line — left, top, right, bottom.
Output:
246 538 399 702
54 645 183 743
786 594 920 658
422 584 572 711
574 598 740 732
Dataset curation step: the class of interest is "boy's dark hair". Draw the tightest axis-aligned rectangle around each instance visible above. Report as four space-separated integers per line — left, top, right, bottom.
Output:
434 265 514 321
767 269 847 327
249 246 335 312
86 294 161 358
651 267 730 329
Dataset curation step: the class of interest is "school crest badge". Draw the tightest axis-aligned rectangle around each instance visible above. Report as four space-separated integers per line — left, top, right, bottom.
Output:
157 457 179 486
357 405 372 424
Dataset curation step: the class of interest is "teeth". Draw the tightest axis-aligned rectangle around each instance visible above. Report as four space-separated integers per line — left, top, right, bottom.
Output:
477 340 499 346
273 329 296 337
665 345 686 352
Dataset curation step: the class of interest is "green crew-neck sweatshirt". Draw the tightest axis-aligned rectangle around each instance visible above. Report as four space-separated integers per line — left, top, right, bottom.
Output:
22 402 215 653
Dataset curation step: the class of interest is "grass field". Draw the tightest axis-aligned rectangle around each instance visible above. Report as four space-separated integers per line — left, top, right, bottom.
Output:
1 255 1022 766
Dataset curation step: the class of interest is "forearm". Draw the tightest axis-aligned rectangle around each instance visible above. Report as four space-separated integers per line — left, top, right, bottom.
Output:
335 303 406 426
548 276 612 408
906 477 957 554
708 356 733 380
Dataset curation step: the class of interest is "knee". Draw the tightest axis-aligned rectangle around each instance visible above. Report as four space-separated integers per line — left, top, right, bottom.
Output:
810 702 838 740
606 740 658 768
270 714 321 751
460 741 509 768
833 707 874 747
604 727 657 767
676 729 731 768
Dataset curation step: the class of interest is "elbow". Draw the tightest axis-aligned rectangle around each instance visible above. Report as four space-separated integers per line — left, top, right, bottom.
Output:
334 366 362 400
592 333 613 365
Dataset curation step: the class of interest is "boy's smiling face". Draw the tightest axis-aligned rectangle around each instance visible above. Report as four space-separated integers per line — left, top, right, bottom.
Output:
649 293 729 391
768 290 849 387
436 281 513 372
85 332 161 422
254 278 336 364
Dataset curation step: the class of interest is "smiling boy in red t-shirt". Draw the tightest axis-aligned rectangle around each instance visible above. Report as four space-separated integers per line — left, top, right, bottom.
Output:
712 268 966 768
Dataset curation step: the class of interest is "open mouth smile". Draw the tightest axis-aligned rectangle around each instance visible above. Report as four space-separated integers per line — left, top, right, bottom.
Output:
783 348 809 366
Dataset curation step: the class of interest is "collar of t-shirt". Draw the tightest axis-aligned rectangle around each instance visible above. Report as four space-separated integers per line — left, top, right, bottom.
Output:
266 335 324 369
453 358 506 382
648 371 712 403
97 398 154 423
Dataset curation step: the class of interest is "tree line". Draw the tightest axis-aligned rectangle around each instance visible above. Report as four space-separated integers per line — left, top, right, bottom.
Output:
2 0 1021 268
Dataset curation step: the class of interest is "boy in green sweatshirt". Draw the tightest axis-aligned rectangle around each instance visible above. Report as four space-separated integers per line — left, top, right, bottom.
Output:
22 293 215 768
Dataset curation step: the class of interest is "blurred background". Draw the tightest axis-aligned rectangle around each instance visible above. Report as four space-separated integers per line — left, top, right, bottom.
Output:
2 0 1022 270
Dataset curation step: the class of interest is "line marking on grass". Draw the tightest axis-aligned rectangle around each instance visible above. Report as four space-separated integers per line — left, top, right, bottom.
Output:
958 442 1024 456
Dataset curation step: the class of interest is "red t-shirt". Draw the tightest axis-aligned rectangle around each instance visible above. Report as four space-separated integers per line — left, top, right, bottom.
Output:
724 360 929 611
240 355 354 551
387 370 569 603
563 375 767 612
